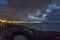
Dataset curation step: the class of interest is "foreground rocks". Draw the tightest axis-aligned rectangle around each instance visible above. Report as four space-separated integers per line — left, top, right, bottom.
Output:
1 23 60 40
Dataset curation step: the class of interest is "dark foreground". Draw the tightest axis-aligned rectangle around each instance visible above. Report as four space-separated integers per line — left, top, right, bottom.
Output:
0 23 60 40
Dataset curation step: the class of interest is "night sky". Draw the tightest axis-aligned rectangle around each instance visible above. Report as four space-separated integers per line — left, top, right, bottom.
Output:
0 0 53 20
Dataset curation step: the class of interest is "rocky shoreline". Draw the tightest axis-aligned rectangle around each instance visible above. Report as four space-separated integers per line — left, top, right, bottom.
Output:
0 23 60 40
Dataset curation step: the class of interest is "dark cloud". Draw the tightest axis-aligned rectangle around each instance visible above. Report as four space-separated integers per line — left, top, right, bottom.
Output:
0 0 51 20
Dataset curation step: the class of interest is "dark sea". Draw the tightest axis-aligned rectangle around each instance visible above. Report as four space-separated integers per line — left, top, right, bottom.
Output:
24 23 60 32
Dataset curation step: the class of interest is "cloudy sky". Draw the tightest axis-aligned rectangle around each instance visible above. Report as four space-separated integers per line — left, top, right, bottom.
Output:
0 0 53 20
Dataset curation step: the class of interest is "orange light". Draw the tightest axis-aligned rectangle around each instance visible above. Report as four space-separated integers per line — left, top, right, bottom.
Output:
0 19 6 23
